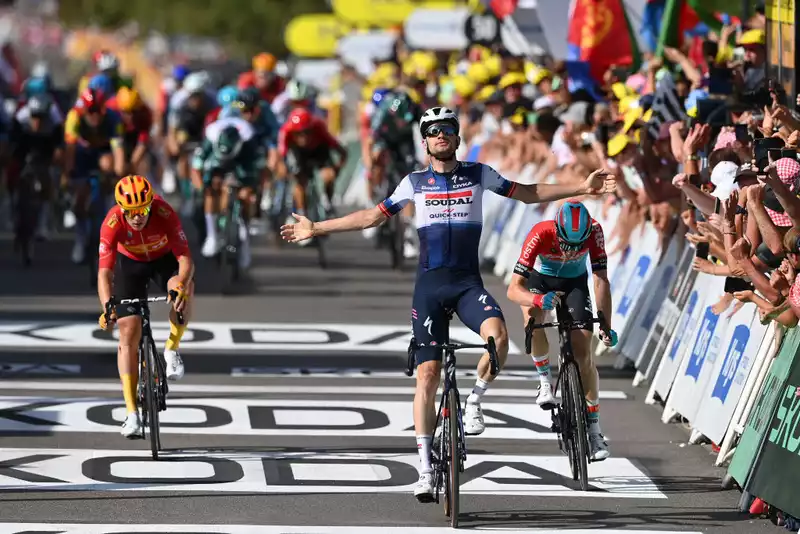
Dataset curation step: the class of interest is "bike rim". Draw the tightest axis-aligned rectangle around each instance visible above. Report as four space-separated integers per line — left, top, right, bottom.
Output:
566 362 589 489
448 389 460 528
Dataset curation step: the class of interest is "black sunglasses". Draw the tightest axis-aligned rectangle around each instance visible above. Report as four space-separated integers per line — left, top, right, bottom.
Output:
425 124 458 138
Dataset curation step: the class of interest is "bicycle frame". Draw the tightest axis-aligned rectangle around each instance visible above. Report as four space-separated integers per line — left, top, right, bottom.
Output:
405 312 499 527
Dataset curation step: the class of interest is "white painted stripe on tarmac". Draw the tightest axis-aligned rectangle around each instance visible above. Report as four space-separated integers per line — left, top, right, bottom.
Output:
0 381 628 399
0 526 705 534
0 397 558 439
0 321 523 354
0 449 664 499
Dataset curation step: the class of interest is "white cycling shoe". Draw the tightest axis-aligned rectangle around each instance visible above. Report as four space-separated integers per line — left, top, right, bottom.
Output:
202 234 220 257
536 381 556 410
464 400 485 435
121 412 143 439
414 471 434 503
589 432 610 461
164 349 185 381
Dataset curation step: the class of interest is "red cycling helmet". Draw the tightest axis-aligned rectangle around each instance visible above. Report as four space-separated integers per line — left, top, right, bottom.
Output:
79 88 106 113
287 108 313 132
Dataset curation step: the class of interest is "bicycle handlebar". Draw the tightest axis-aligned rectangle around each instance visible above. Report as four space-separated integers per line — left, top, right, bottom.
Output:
105 291 185 325
404 337 499 377
524 310 610 355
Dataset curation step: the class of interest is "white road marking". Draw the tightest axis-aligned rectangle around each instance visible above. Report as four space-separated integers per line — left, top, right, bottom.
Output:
0 381 628 399
0 525 705 534
0 449 665 499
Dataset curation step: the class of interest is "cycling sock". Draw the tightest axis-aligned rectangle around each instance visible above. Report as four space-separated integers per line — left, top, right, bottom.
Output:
532 354 551 383
165 321 187 352
586 399 601 432
204 213 217 238
468 378 489 404
416 435 433 473
121 373 138 414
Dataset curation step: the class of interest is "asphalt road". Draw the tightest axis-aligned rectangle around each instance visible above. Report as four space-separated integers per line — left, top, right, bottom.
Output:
0 204 775 534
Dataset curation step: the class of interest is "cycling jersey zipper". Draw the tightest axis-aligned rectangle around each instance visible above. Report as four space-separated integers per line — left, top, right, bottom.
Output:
139 231 151 261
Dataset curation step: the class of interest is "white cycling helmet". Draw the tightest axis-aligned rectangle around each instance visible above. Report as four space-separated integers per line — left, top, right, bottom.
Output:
96 52 119 72
419 106 459 137
31 60 49 79
183 71 209 94
287 79 311 101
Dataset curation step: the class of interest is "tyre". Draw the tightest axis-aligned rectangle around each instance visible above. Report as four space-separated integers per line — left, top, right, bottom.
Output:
143 340 161 460
447 388 460 527
565 361 589 490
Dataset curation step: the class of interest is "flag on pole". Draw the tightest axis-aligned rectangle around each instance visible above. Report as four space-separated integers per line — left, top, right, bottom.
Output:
567 0 641 82
655 0 728 56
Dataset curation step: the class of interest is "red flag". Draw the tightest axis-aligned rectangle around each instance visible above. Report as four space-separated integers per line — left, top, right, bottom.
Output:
567 0 639 82
490 0 518 19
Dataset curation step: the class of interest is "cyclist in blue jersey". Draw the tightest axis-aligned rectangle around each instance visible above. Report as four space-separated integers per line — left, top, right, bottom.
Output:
507 200 618 461
281 106 616 502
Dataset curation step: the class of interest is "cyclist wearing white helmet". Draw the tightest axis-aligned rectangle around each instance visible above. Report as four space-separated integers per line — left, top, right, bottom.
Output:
167 71 216 204
272 78 320 124
281 105 616 502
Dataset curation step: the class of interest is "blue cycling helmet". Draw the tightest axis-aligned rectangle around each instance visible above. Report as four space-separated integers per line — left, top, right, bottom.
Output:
372 88 391 107
555 201 593 248
173 64 189 83
217 85 238 108
24 76 49 97
88 74 114 96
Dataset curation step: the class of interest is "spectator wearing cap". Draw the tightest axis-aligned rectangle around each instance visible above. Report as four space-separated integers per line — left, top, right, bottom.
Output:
530 67 554 96
498 72 533 117
737 29 766 92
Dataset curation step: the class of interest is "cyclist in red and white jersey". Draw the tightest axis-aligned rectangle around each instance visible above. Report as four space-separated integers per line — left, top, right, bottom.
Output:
507 200 618 461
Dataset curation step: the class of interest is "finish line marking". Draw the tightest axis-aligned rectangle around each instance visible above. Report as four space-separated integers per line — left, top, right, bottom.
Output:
0 381 628 399
0 526 704 534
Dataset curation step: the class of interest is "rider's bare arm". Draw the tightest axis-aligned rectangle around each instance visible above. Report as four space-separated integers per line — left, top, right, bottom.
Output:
507 273 534 308
593 270 612 323
311 206 387 237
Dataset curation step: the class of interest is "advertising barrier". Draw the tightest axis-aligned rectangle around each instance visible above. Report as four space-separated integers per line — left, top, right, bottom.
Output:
334 131 800 519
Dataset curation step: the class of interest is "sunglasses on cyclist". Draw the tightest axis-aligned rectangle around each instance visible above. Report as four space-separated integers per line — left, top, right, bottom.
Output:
123 206 151 218
425 124 458 138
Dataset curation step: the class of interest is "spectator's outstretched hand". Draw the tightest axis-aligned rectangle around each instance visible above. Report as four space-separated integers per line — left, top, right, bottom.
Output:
730 237 752 261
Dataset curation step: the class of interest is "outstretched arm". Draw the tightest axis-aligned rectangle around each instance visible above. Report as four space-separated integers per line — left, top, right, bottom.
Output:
281 206 387 243
510 168 616 204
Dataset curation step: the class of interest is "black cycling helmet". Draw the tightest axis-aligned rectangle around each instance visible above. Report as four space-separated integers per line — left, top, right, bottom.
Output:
236 87 260 112
213 125 243 161
28 93 52 117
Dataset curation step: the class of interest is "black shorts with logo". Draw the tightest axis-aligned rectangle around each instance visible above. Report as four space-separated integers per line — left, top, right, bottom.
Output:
527 270 593 331
115 253 179 319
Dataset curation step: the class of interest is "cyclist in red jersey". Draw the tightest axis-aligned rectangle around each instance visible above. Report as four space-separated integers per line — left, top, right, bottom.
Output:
507 200 617 462
108 87 153 175
278 108 347 218
237 52 286 104
97 175 195 439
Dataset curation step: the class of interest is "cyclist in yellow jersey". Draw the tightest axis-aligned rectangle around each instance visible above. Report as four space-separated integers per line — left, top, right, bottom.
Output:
63 88 126 264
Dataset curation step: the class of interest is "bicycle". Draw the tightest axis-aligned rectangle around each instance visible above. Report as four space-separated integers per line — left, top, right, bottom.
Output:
524 304 610 491
85 171 111 288
13 155 48 267
405 310 499 528
372 149 416 270
304 169 330 269
216 173 245 290
105 292 183 461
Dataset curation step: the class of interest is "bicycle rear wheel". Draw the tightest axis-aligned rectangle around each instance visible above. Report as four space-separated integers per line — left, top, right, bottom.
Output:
446 388 460 527
564 360 589 490
142 338 161 460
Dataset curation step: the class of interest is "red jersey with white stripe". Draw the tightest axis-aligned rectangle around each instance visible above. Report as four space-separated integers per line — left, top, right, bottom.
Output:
514 220 607 278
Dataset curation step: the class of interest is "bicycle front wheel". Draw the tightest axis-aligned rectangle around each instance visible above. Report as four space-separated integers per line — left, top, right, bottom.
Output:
565 360 589 490
143 338 161 460
447 388 460 527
